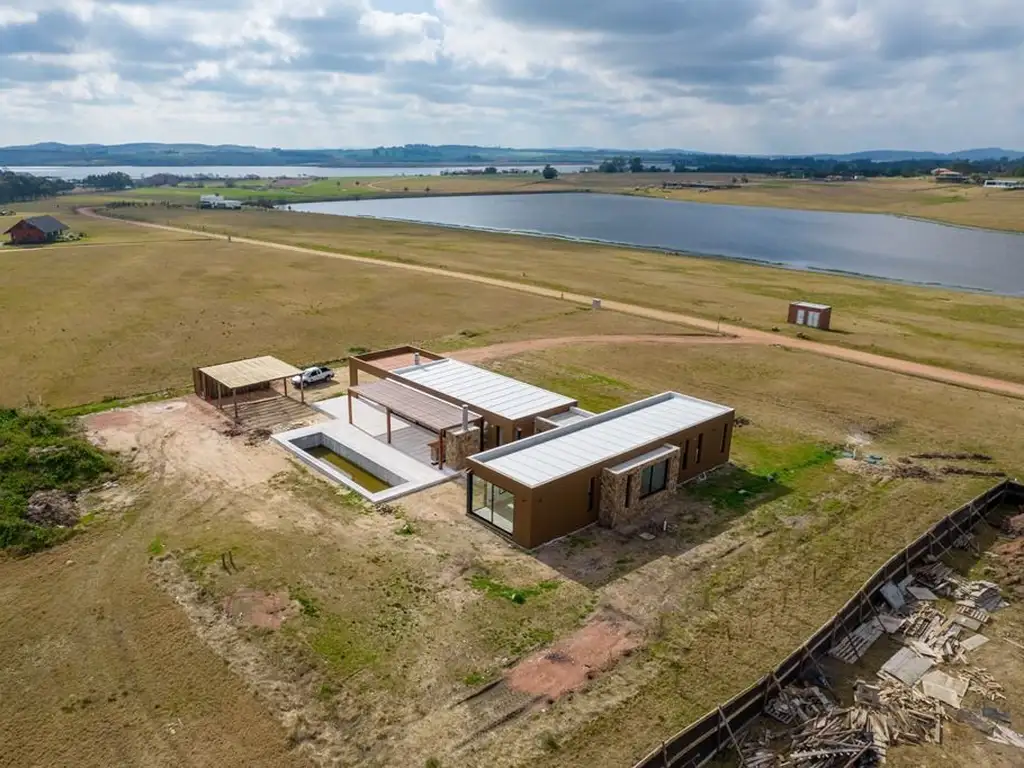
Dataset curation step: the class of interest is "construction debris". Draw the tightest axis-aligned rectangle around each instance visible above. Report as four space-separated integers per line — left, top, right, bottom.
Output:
829 618 886 663
743 558 1023 766
989 724 1024 749
920 670 969 708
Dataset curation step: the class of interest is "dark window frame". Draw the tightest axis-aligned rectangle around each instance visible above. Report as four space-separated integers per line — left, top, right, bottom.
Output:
639 459 669 499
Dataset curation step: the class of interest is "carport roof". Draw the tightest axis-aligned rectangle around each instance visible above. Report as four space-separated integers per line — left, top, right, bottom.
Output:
198 356 302 390
351 379 481 433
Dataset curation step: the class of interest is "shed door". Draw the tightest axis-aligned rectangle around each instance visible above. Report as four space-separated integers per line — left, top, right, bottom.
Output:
796 308 806 325
807 311 820 329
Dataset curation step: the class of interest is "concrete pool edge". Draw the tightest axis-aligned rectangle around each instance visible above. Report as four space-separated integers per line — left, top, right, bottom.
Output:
272 421 456 503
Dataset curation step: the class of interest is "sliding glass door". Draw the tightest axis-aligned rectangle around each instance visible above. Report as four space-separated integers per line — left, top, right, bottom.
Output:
469 475 515 534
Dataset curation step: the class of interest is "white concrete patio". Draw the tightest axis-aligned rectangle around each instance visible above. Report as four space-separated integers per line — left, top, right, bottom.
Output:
314 396 459 476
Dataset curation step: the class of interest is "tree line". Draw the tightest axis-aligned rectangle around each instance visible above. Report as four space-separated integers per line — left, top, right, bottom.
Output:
595 155 1024 179
0 171 74 204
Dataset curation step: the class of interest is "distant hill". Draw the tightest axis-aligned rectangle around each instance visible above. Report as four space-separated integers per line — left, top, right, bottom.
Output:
1 142 1021 171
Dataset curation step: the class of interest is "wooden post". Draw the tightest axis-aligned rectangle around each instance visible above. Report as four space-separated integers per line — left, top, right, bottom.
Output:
299 377 305 404
233 388 239 422
217 381 224 410
718 707 747 768
386 409 392 444
347 391 353 424
439 431 445 470
283 376 288 400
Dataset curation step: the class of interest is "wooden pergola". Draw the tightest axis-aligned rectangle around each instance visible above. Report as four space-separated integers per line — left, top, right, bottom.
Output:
348 379 482 468
193 356 304 422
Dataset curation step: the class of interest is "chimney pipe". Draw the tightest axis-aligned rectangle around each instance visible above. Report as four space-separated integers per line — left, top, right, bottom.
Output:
414 351 421 366
461 404 469 431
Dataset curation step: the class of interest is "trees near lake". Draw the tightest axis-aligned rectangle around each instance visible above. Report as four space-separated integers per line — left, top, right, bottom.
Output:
0 172 73 205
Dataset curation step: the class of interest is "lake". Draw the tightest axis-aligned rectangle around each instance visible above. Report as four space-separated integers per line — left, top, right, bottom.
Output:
9 164 588 181
290 193 1024 295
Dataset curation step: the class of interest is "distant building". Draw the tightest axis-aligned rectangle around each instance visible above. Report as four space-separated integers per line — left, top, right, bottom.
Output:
199 194 243 209
3 215 69 245
788 301 832 331
984 179 1024 190
931 168 967 183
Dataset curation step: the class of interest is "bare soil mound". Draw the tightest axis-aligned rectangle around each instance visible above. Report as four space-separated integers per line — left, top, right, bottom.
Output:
24 490 79 528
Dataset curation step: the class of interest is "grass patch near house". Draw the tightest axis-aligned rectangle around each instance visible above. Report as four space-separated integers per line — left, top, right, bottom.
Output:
469 573 561 604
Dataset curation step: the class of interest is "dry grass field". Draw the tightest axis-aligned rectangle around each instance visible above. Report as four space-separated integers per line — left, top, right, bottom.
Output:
0 227 691 408
3 340 1022 768
2 202 1023 768
103 205 1024 384
645 176 1024 232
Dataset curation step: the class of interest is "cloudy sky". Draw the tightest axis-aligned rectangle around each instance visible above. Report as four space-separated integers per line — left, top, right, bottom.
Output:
1 0 1021 153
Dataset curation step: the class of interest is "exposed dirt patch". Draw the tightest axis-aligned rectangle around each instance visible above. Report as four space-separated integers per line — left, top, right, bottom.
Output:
224 588 297 630
151 556 349 766
506 611 641 700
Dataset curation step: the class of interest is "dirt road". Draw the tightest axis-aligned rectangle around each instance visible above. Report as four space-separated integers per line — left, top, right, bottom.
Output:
80 208 1024 400
451 333 751 363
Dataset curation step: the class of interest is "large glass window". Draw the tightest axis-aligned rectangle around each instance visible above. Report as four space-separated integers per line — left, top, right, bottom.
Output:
469 475 515 534
640 460 669 498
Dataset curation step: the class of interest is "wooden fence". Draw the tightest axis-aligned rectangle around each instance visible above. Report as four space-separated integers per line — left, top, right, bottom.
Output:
633 479 1024 768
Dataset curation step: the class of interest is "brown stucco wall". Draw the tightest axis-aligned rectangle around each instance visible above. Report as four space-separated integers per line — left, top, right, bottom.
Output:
469 410 735 549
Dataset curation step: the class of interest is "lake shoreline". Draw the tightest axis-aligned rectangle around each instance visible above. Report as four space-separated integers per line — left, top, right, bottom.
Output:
286 207 1010 297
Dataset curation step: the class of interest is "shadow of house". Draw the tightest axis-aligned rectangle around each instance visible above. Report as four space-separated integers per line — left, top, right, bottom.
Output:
533 465 791 589
4 215 69 245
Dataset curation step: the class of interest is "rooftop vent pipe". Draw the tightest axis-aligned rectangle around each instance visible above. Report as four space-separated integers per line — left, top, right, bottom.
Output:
414 352 421 365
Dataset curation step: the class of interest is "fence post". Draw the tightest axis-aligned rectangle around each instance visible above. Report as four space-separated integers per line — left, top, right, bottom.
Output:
718 707 747 768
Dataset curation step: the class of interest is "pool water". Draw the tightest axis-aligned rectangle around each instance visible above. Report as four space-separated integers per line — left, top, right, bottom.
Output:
306 445 392 493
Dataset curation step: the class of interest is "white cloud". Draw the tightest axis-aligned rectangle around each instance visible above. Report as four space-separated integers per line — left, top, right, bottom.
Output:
0 0 1021 152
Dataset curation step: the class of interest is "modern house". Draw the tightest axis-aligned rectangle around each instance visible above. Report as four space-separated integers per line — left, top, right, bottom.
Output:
466 392 735 548
788 301 832 330
3 215 69 245
268 345 736 548
349 347 579 448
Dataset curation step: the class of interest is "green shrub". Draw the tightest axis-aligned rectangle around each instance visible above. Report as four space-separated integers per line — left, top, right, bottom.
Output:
0 408 116 552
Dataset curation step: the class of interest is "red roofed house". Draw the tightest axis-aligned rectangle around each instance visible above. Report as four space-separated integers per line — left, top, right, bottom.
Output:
4 215 69 245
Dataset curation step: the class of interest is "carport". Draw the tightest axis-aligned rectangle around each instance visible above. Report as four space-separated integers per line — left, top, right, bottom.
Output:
347 378 483 469
193 355 305 422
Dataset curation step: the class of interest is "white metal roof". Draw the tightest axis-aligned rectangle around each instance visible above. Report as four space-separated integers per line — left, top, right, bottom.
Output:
471 392 733 487
792 301 831 311
392 358 576 421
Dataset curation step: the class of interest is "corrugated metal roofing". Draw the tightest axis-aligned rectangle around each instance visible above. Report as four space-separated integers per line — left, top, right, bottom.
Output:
792 301 832 311
199 356 303 390
393 358 575 421
472 392 732 487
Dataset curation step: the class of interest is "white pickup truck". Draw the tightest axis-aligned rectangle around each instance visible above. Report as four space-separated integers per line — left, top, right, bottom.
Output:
291 366 335 387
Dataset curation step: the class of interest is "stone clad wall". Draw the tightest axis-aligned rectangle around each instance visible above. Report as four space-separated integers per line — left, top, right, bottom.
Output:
445 426 481 470
599 448 681 528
